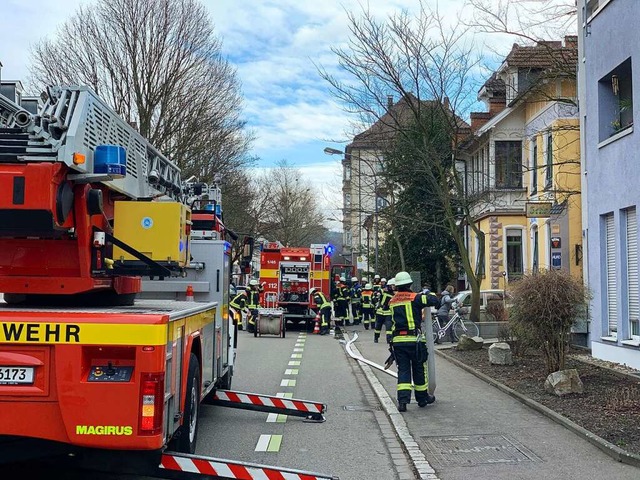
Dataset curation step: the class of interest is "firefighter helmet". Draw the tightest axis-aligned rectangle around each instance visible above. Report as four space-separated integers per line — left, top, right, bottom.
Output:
364 283 372 289
381 278 387 283
374 274 381 280
351 276 358 282
339 276 346 282
310 287 317 294
387 278 396 286
394 271 413 286
249 279 259 286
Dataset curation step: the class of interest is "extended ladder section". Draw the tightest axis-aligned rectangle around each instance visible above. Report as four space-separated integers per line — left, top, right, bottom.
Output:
207 389 326 423
0 85 182 201
158 452 339 480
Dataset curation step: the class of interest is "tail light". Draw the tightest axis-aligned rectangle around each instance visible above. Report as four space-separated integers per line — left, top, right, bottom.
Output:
139 373 164 435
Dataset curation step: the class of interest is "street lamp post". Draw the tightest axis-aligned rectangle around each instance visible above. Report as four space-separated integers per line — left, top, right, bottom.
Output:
324 147 379 274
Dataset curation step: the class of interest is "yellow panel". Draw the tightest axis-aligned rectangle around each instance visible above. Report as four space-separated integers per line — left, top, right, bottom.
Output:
113 202 190 266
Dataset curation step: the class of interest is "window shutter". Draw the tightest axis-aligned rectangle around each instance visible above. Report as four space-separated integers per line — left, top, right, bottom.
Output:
626 208 638 336
605 214 617 335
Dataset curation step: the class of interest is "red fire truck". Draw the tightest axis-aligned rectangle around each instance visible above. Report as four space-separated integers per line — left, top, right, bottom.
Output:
259 243 355 326
0 81 334 480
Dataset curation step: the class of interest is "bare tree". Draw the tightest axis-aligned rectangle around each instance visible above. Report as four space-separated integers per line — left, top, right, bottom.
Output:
30 0 252 180
254 161 328 247
320 2 489 320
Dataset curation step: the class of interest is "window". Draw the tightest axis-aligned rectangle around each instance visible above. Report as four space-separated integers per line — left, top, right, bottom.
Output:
625 208 639 339
531 139 538 194
344 231 352 248
495 141 522 188
506 228 524 277
532 227 539 273
479 148 485 192
545 133 553 189
604 213 617 337
344 193 351 207
598 58 634 140
344 163 351 182
475 231 485 278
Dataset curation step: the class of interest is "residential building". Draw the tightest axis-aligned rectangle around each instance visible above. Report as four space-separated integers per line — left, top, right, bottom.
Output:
461 38 582 303
578 0 640 368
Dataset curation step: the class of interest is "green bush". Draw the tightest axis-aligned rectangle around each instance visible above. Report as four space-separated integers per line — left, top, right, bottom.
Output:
508 269 590 374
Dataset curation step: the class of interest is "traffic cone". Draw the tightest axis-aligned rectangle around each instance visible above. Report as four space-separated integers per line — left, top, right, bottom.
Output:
185 284 194 302
313 314 320 334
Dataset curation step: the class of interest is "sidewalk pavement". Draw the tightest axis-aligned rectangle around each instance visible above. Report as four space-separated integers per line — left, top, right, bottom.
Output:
344 325 639 480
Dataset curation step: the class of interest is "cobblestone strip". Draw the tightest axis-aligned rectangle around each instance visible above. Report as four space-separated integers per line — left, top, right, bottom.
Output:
346 336 440 480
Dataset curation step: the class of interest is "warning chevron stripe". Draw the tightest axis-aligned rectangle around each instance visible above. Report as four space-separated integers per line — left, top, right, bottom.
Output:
160 453 338 480
215 390 324 414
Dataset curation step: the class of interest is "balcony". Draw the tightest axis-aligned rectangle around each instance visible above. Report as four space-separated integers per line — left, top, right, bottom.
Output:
469 187 527 219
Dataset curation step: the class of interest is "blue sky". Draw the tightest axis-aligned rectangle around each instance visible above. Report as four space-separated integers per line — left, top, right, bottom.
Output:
0 0 558 227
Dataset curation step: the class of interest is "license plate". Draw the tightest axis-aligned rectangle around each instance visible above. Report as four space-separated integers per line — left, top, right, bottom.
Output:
0 366 35 385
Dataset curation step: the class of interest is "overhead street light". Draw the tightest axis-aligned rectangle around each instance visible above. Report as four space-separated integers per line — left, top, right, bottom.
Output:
324 146 379 275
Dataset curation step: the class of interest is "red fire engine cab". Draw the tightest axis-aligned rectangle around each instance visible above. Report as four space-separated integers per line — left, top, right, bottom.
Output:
259 243 354 326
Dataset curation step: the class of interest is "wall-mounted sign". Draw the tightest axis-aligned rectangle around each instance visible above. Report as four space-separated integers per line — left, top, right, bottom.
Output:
551 252 562 269
551 237 562 249
525 202 552 218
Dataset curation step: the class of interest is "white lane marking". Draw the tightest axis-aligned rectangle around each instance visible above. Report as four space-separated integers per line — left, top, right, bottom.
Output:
290 354 302 358
284 369 299 375
293 348 304 352
255 434 270 451
288 360 301 366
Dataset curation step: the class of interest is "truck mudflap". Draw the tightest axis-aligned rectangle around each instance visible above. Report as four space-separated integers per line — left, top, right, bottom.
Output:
158 452 339 480
207 389 326 423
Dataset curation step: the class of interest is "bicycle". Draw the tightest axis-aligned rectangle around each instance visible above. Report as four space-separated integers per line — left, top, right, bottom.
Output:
431 305 479 343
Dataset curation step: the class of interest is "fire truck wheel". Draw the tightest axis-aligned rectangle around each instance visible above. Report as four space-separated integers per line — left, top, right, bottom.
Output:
171 354 200 454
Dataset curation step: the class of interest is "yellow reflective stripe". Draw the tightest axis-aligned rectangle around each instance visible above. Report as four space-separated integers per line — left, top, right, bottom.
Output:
397 383 413 391
392 336 418 343
0 322 168 345
414 383 428 392
260 269 279 278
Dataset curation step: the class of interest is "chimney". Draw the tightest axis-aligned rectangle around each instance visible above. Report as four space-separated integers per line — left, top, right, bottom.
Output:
443 96 450 110
470 112 493 132
387 95 393 109
564 35 578 49
489 96 506 115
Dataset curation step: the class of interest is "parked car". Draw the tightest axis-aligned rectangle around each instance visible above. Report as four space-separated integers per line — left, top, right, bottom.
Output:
452 289 511 322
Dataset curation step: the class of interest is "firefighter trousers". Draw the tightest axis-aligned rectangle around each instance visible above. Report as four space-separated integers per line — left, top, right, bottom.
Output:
374 314 392 343
319 307 331 335
247 309 258 333
334 299 349 326
350 302 361 324
393 341 429 404
361 307 374 329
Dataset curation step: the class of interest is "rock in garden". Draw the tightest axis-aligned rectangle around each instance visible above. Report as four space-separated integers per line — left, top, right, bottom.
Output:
544 369 584 396
488 342 513 365
457 335 484 351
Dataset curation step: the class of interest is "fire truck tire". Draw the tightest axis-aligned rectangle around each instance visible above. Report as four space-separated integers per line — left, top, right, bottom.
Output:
171 354 200 454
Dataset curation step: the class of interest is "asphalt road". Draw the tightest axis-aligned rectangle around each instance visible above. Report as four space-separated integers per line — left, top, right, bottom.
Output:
3 323 404 479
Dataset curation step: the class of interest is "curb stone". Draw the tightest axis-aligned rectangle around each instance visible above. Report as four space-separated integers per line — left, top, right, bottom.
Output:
436 349 640 468
344 333 440 480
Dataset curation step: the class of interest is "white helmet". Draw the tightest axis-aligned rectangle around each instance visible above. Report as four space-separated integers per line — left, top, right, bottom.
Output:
340 276 346 282
374 274 381 280
310 287 317 294
387 278 396 286
351 276 358 282
364 283 373 289
381 278 387 283
394 271 413 286
249 279 259 286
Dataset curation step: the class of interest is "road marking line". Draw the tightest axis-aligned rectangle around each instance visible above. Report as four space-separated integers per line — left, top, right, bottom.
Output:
255 434 270 451
293 348 304 352
266 413 287 423
290 353 302 358
276 392 293 399
268 435 283 452
295 342 304 347
288 360 301 366
280 379 296 387
284 369 299 375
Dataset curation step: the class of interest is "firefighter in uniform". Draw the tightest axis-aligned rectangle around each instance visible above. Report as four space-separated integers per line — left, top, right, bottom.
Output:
246 279 262 334
229 289 248 330
310 287 331 335
374 278 395 344
360 283 375 330
333 276 350 327
349 276 362 325
389 271 439 412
